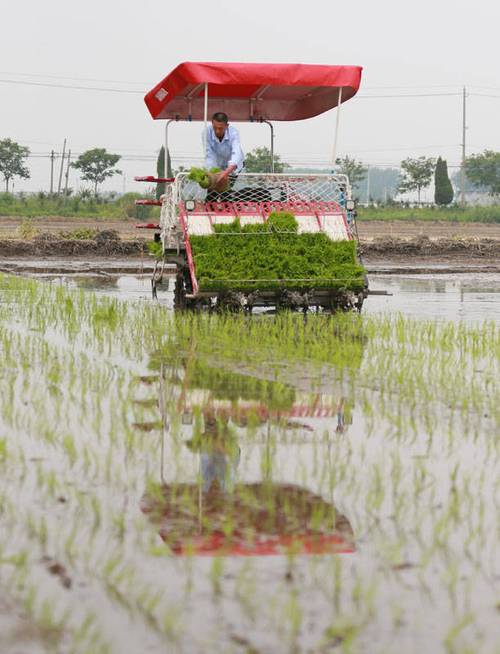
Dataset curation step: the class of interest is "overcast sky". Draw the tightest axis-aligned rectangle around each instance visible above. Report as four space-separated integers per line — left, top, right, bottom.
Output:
1 0 499 199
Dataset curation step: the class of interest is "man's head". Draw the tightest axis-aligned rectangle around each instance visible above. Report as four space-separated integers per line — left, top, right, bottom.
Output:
211 112 229 139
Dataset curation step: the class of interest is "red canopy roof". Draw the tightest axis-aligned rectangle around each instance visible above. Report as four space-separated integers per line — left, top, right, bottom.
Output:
145 62 362 122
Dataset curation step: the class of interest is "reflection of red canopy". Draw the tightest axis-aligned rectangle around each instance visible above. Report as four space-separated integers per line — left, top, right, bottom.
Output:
145 62 362 122
167 532 354 556
141 482 355 557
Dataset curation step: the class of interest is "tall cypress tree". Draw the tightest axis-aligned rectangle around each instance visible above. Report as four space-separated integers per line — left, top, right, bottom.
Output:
434 157 454 205
156 147 172 201
156 146 165 201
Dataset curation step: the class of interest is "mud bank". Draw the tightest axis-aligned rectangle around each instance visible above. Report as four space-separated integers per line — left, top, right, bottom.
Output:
360 235 500 262
0 231 147 257
0 233 499 267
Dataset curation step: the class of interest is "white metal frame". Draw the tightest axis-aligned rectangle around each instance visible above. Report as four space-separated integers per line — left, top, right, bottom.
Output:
160 172 352 248
164 82 348 179
161 81 348 247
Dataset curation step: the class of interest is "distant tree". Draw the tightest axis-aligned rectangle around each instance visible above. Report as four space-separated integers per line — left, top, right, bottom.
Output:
155 146 173 200
335 156 367 188
78 189 93 200
166 149 173 179
464 150 500 196
397 156 436 203
434 157 454 205
0 138 30 192
156 146 165 201
245 147 289 173
72 148 121 196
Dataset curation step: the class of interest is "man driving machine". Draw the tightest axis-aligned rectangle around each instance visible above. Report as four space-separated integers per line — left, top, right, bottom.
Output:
204 112 244 201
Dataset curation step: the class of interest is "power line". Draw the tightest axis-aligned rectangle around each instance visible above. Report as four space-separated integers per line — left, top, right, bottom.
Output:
23 142 491 158
1 78 497 101
470 92 500 99
321 144 462 153
357 92 461 99
6 74 499 93
470 85 500 92
23 148 478 164
362 84 462 90
0 71 147 85
0 78 142 94
0 74 468 91
2 73 500 105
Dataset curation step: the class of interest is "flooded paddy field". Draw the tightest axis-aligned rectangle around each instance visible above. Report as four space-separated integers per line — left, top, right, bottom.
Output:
21 263 500 323
0 267 499 653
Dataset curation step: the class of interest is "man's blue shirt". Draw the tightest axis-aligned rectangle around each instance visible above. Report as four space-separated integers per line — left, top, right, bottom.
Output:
204 124 244 172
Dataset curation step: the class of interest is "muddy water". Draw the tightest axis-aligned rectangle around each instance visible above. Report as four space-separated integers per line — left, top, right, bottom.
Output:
36 269 500 323
0 271 499 653
6 257 500 323
366 272 500 322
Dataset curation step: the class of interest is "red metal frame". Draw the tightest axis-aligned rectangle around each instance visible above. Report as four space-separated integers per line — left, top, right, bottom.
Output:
182 201 345 216
133 177 174 214
179 200 352 295
135 199 162 206
178 209 199 295
184 200 345 215
163 531 354 556
134 176 175 183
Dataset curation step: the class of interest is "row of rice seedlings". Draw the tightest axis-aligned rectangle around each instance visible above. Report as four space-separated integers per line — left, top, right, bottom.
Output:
1 410 494 654
2 274 499 433
0 273 499 652
0 493 112 654
0 356 372 652
0 409 192 649
0 323 291 648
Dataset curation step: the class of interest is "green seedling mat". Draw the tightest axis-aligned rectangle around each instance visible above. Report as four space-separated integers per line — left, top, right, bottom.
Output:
189 213 366 293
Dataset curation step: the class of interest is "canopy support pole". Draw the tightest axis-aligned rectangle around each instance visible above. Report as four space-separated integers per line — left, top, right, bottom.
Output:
331 87 343 170
262 120 275 173
164 119 175 176
202 82 209 155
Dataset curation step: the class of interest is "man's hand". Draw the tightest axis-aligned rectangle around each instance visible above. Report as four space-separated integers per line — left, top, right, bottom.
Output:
217 164 237 183
211 165 236 191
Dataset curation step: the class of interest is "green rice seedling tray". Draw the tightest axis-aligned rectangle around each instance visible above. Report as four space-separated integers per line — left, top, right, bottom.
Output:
189 213 366 294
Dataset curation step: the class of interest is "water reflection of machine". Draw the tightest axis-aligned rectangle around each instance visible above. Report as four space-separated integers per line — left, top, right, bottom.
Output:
141 411 354 556
149 345 355 436
139 340 358 556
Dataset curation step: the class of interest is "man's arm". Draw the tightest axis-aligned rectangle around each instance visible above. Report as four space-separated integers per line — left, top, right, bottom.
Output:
204 127 217 170
227 127 244 173
217 127 243 179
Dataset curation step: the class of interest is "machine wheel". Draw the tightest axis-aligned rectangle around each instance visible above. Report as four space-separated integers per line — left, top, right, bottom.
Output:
173 271 187 309
215 291 246 312
173 267 200 310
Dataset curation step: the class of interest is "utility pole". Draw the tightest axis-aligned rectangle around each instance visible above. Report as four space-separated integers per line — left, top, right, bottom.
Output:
460 86 467 206
50 150 55 194
366 167 371 204
57 138 66 195
64 149 71 197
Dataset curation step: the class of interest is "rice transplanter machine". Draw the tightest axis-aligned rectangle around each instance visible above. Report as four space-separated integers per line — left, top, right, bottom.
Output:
135 62 369 311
